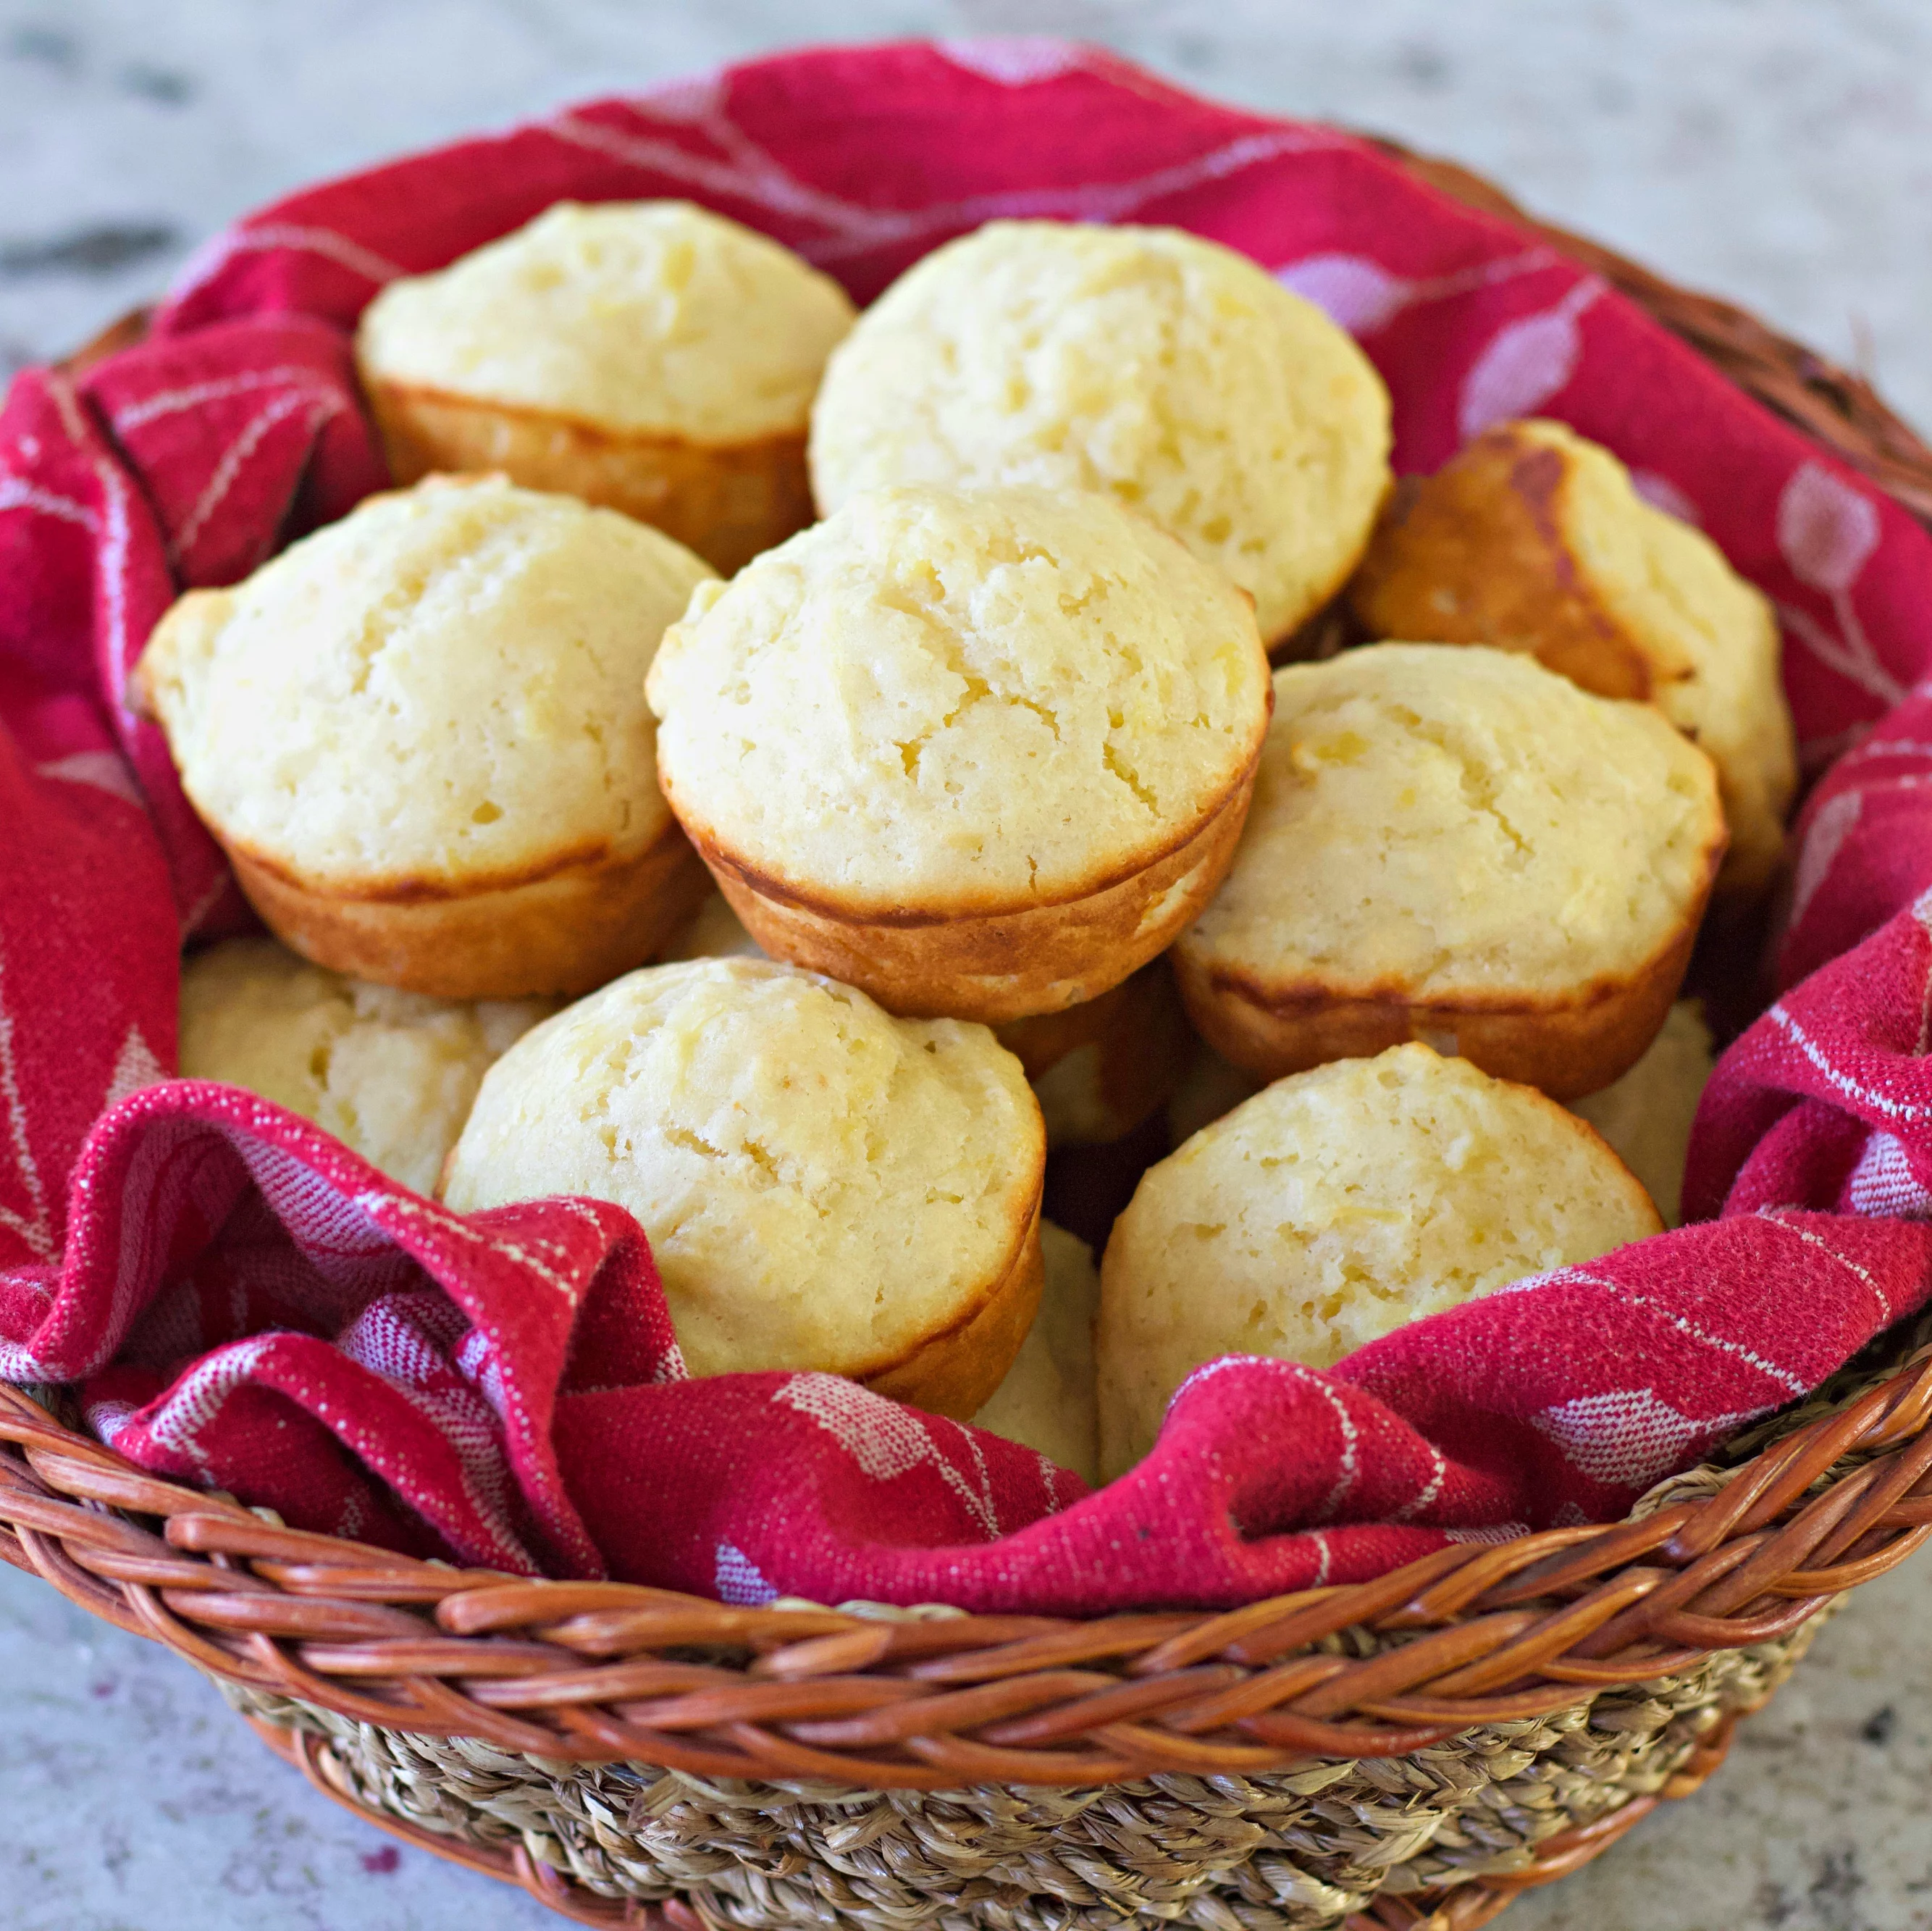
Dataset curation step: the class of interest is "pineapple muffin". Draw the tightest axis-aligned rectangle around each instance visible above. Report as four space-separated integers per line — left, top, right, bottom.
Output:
970 1221 1101 1486
810 219 1391 649
442 958 1046 1420
646 485 1272 1024
1348 419 1795 894
135 476 716 1000
1096 1044 1662 1475
357 201 856 573
1174 645 1726 1100
180 937 552 1195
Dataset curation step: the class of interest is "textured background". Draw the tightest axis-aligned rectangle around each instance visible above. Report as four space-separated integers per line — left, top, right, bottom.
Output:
3 2 1930 1928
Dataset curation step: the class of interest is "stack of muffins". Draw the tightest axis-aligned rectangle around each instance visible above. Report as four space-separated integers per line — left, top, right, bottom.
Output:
139 199 1794 1491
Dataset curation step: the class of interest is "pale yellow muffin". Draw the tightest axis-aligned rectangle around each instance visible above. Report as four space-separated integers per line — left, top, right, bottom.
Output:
810 220 1391 648
1097 1044 1662 1475
1348 419 1795 894
665 889 1190 1146
1570 1000 1714 1228
180 937 552 1195
971 1221 1101 1485
135 476 717 1000
442 958 1046 1420
357 201 857 573
1174 644 1726 1100
646 485 1272 1023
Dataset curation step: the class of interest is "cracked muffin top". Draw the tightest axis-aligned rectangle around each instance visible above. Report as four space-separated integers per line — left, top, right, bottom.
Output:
807 219 1391 645
1180 643 1725 1000
135 475 716 893
644 484 1272 913
441 956 1043 1382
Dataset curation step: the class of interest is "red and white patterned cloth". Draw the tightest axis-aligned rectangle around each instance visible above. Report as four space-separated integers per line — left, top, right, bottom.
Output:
4 40 1932 1612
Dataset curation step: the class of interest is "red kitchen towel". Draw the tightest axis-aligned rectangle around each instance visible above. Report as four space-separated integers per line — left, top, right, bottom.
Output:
5 38 1932 1611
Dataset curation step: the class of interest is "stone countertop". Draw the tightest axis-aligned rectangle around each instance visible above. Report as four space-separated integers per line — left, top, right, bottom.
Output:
4 3 1931 1929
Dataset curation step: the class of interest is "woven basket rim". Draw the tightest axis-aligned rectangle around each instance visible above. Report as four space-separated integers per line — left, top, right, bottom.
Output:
6 127 1932 1803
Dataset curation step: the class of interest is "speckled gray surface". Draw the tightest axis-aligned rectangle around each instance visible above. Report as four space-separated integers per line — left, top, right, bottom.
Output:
4 3 1931 1927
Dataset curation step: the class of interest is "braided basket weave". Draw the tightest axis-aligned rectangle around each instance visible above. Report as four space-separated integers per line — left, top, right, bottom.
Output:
7 137 1932 1931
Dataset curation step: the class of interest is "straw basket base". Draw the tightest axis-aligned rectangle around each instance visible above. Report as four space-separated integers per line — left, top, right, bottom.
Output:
224 1612 1826 1931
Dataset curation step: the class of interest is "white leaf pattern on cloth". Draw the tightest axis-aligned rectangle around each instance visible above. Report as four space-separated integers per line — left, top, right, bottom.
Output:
1629 469 1702 524
937 38 1085 86
166 223 404 312
775 1373 933 1480
1276 254 1411 334
0 474 99 531
109 364 341 435
1776 464 1902 710
101 1027 166 1114
1789 790 1865 930
165 387 344 569
1846 1132 1932 1219
85 1398 138 1446
1276 247 1555 340
140 1336 274 1471
1779 600 1906 711
1532 1388 1759 1488
774 1373 1004 1538
1779 463 1881 592
633 70 728 124
35 750 145 809
715 1540 777 1605
1457 280 1602 441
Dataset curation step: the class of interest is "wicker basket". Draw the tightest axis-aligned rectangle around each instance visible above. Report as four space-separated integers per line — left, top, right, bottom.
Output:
7 135 1932 1931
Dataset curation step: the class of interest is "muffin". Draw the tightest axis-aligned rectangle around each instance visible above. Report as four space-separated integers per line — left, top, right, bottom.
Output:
1569 1000 1714 1228
646 485 1273 1024
809 219 1392 649
1348 419 1795 894
135 475 716 1000
356 201 856 574
442 958 1046 1420
180 937 552 1194
667 889 1191 1146
1174 644 1726 1100
1096 1043 1662 1475
971 1220 1101 1486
